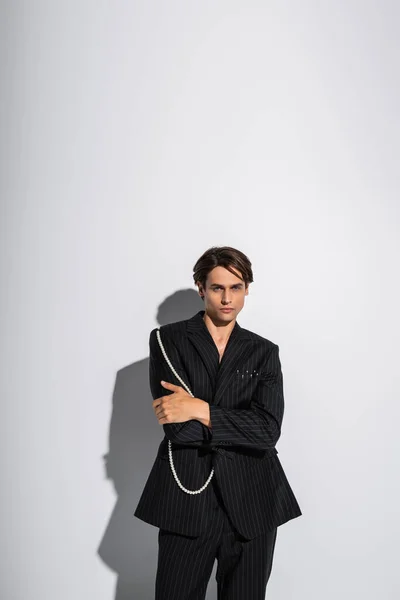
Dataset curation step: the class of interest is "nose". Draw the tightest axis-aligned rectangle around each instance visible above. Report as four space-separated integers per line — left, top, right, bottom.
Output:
221 292 232 305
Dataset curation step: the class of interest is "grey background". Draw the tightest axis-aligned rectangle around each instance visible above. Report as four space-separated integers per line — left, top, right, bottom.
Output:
1 1 399 599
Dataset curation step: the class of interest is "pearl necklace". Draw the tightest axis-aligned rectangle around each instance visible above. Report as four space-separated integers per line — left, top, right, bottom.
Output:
156 329 214 494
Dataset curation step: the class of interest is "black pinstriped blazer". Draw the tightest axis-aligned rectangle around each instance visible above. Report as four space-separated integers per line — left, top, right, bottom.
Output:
134 310 302 539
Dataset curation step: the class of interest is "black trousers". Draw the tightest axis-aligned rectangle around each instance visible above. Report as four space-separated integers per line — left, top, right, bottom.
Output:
155 476 278 600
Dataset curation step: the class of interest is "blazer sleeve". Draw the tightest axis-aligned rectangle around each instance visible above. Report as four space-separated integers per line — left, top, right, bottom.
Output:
208 344 284 451
149 328 212 445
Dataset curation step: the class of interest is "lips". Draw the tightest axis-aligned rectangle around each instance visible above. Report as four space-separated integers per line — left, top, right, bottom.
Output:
220 308 233 312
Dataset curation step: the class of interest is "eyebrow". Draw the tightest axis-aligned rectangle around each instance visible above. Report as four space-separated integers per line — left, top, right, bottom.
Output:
210 283 244 287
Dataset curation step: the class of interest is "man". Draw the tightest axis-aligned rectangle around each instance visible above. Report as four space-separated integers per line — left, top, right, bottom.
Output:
134 246 302 599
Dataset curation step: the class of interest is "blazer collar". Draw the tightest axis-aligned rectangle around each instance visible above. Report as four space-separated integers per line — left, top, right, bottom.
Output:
186 310 253 405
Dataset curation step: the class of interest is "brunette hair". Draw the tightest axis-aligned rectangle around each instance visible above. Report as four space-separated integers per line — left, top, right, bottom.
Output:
193 246 254 293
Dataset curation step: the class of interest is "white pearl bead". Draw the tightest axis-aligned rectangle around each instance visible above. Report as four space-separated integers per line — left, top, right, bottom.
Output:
157 329 215 494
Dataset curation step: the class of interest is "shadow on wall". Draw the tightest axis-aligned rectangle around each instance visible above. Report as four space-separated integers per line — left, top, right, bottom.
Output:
97 289 206 600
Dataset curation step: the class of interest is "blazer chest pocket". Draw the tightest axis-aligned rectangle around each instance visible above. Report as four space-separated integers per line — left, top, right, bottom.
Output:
231 366 260 405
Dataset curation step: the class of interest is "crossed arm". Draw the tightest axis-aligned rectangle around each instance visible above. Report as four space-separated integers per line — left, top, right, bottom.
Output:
149 328 284 451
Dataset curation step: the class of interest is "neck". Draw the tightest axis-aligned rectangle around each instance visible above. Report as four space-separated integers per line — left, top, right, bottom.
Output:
202 310 236 343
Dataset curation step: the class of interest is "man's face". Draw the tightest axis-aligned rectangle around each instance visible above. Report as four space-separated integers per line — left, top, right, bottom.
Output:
197 266 249 323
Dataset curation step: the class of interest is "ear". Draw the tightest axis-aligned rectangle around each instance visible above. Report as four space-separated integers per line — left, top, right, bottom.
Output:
196 282 204 297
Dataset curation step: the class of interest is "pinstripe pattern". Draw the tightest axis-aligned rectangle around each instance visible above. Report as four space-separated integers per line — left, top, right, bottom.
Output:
134 310 302 540
155 477 278 599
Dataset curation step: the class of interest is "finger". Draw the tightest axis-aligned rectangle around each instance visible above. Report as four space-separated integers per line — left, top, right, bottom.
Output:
160 380 180 391
154 403 165 417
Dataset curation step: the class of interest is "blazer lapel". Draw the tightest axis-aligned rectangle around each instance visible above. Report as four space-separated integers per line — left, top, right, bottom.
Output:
186 310 219 388
213 328 253 406
186 310 253 406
